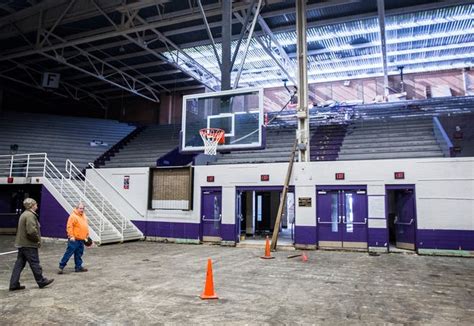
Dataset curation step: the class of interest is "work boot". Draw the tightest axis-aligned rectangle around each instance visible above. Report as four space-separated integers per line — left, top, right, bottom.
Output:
38 278 54 289
75 267 88 272
9 285 26 291
57 268 64 274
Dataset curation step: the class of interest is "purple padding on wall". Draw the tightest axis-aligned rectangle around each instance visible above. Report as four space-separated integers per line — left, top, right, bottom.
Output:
368 228 387 247
295 225 317 245
133 220 200 239
39 186 69 238
417 229 474 250
220 224 235 242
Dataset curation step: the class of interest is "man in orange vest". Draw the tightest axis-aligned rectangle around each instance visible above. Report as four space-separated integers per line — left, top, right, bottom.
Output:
58 202 90 274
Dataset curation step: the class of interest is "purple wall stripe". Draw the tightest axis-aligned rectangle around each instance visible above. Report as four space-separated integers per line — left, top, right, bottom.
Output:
417 229 474 250
368 228 388 247
295 225 317 245
220 224 236 242
133 220 200 239
39 186 69 238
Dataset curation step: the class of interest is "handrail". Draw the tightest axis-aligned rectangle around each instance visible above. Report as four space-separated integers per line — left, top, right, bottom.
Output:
66 160 126 236
65 159 142 239
433 117 453 157
0 153 126 242
87 162 144 217
44 156 110 237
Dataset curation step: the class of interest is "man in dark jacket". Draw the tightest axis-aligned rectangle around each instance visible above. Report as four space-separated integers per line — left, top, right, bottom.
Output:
9 198 54 291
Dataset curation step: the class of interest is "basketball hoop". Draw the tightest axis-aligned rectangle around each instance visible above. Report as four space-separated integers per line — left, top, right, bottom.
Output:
199 128 225 155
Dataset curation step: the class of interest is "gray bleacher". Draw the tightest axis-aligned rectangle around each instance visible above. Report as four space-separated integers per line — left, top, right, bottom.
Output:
214 127 296 165
0 112 136 172
338 117 444 160
103 124 181 168
213 96 474 165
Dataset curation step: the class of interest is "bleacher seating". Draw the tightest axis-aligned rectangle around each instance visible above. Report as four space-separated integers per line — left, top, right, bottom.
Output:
0 112 136 172
212 97 474 165
338 117 443 160
214 127 296 164
310 125 347 161
103 124 181 168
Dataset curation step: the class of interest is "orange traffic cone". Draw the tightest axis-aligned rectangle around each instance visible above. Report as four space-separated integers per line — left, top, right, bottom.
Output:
261 236 275 259
200 258 218 300
302 251 308 262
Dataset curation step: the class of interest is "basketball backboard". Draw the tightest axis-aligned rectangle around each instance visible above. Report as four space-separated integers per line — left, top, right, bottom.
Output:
181 87 264 153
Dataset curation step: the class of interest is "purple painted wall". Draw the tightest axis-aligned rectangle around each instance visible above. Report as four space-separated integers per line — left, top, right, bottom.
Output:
417 229 474 251
133 220 200 239
39 186 69 238
368 227 388 248
295 225 317 245
220 224 236 242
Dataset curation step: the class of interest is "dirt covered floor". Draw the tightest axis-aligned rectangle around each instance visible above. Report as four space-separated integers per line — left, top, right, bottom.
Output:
1 235 473 325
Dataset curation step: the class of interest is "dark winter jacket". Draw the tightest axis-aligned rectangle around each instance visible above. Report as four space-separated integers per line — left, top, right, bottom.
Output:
15 210 41 248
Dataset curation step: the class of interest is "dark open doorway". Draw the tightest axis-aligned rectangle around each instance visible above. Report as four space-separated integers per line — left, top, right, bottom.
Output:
236 187 295 244
386 185 417 251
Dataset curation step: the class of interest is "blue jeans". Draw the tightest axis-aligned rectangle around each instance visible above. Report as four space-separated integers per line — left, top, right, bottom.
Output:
59 240 84 271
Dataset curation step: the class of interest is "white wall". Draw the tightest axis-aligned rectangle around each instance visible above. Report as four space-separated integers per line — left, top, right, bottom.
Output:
90 157 474 231
86 167 150 220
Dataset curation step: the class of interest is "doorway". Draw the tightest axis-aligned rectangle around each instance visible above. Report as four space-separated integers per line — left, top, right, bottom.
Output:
386 185 417 251
200 187 222 242
236 187 295 244
316 186 368 250
0 185 42 234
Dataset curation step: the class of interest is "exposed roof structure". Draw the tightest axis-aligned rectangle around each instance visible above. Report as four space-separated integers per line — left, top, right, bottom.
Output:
0 0 472 107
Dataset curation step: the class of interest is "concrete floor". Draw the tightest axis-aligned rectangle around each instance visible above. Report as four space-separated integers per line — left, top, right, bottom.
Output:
1 235 473 325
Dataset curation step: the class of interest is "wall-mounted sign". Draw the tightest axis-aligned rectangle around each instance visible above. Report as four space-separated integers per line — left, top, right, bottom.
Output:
206 176 215 182
42 72 60 88
261 174 270 181
298 197 312 207
335 173 345 180
394 172 405 179
123 175 130 189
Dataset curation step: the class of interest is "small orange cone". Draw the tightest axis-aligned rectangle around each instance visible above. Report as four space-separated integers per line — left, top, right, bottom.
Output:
302 251 308 262
261 236 275 259
200 258 218 300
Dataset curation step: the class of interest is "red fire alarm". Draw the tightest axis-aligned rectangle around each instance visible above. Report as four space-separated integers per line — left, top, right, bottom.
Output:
335 173 345 180
261 174 270 181
7 177 14 183
206 176 215 182
394 172 405 179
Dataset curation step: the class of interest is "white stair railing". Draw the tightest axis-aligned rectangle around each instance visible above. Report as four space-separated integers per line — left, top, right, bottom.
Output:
65 159 142 239
0 153 121 243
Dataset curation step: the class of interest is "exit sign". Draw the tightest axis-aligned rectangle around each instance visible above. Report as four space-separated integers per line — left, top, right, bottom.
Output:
261 174 270 181
335 173 345 180
206 176 215 182
394 172 405 179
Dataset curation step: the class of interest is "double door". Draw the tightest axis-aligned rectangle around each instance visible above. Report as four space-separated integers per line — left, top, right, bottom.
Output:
317 187 368 249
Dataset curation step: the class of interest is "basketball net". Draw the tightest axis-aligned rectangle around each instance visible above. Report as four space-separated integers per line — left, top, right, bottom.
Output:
199 128 225 155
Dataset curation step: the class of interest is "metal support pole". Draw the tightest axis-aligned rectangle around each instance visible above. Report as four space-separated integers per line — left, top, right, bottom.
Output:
233 0 263 89
296 0 309 162
377 0 389 98
221 0 232 90
0 87 3 114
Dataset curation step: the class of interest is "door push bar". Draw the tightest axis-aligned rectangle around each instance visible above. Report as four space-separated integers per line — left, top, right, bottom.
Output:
202 214 222 222
317 216 342 224
342 216 367 225
395 218 414 226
